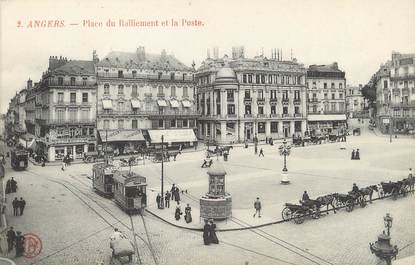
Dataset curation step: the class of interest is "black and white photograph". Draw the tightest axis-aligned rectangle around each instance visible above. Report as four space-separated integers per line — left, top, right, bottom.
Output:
0 0 414 264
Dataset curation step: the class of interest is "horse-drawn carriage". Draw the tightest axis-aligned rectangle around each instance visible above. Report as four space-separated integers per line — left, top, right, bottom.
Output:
380 181 408 200
333 191 366 212
281 202 321 224
206 145 233 158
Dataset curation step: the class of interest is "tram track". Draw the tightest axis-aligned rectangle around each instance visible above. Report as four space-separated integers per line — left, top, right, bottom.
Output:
22 169 159 265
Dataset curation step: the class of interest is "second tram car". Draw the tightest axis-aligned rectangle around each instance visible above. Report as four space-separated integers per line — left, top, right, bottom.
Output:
92 163 116 197
11 148 29 170
113 171 147 214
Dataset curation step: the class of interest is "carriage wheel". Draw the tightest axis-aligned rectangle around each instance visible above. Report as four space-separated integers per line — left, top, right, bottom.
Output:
312 207 321 219
293 212 305 224
281 207 292 221
345 200 354 212
335 200 343 209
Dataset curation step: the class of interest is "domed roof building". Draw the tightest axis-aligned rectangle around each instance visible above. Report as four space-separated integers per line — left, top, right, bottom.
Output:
215 67 237 84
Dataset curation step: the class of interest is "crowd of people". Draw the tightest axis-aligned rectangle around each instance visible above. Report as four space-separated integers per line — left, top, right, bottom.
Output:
6 227 26 257
203 219 219 245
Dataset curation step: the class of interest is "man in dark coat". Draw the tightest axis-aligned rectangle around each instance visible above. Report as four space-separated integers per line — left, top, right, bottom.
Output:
156 194 161 209
355 149 360 160
351 149 355 160
6 227 16 252
15 231 25 257
184 204 192 223
165 191 171 208
174 188 180 204
5 179 11 194
10 177 17 193
352 183 360 195
19 197 26 216
208 220 219 244
12 197 19 216
174 205 182 220
203 219 210 245
302 191 310 202
259 148 264 157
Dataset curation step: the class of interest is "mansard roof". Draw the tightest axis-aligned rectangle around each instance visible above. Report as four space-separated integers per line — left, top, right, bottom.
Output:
53 60 95 76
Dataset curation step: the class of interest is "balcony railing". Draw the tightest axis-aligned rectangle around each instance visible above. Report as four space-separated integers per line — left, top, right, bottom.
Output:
269 113 280 118
293 99 301 105
282 99 289 105
282 114 290 118
294 113 302 118
227 114 237 118
227 97 235 102
244 114 253 118
257 114 267 118
46 119 95 125
244 97 252 102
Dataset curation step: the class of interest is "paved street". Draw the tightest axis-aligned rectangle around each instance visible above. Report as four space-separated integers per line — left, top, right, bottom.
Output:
1 126 415 265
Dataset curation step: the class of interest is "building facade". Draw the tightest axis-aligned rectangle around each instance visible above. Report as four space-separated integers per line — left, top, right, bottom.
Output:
35 56 97 161
196 47 308 144
306 63 347 134
375 52 415 134
95 47 198 154
345 84 367 118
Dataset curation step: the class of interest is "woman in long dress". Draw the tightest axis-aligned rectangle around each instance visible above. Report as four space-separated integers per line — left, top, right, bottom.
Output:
203 220 210 245
209 220 219 244
174 205 182 220
184 204 192 223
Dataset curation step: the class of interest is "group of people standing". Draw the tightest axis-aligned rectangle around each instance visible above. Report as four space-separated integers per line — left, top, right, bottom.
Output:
12 197 26 216
203 219 219 245
6 227 25 257
61 154 72 171
174 203 192 223
351 149 361 160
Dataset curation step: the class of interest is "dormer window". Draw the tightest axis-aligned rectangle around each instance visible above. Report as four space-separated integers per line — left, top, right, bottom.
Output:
70 77 76 86
118 70 124 78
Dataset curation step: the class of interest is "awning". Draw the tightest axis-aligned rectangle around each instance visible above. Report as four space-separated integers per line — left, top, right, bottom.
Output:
307 114 347 121
170 100 179 108
131 100 141 109
102 100 113 110
98 130 145 142
148 129 197 143
157 100 167 107
182 100 192 108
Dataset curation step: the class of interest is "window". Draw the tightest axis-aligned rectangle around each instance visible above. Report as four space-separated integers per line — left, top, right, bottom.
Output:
183 119 188 127
118 85 124 95
312 105 317 113
104 69 109 76
82 93 88 103
243 74 247 83
81 109 89 120
384 80 388 89
245 105 251 115
282 91 288 100
56 108 65 121
132 70 137 78
58 77 63 85
258 122 265 133
258 89 264 99
248 74 252 83
158 72 162 80
158 86 164 95
339 83 343 89
104 84 110 94
227 104 235 115
70 77 76 86
70 93 76 103
245 90 251 99
258 106 264 114
69 108 77 120
170 73 175 80
132 119 138 129
118 102 124 111
82 77 87 86
118 70 124 78
118 120 124 129
171 86 176 97
271 105 276 114
255 75 260 84
331 83 335 89
331 103 336 112
271 122 278 133
282 76 285 84
261 75 265 84
331 93 335 100
294 91 300 100
170 120 176 127
58 92 64 103
339 93 343 99
270 90 277 99
131 85 138 97
283 106 288 114
324 93 328 99
182 73 187 81
189 120 195 127
158 119 164 128
324 83 327 89
183 87 188 97
227 90 234 101
294 106 299 114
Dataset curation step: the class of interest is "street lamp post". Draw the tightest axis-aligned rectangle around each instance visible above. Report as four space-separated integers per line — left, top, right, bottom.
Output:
370 213 398 265
278 139 291 184
159 135 165 209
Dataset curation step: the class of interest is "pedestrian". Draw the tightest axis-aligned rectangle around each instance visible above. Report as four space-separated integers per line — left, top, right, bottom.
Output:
61 160 65 171
184 204 192 223
156 193 161 209
203 219 211 245
254 145 258 155
244 140 248 149
253 197 261 218
15 231 25 257
208 219 219 244
10 177 17 193
302 191 310 202
5 179 11 194
174 204 182 220
12 197 19 216
351 149 355 160
6 227 16 252
175 188 181 205
18 197 26 216
355 149 360 160
352 183 360 194
259 148 264 157
165 191 171 208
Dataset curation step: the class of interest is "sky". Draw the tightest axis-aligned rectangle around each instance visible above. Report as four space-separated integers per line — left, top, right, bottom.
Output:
1 0 414 113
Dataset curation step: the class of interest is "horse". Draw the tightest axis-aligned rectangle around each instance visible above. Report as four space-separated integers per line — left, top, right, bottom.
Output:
299 199 322 218
402 176 415 192
315 194 337 214
359 185 379 203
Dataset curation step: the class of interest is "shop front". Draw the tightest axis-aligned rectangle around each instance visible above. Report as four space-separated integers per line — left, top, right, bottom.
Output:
307 114 347 134
147 128 197 148
98 130 147 156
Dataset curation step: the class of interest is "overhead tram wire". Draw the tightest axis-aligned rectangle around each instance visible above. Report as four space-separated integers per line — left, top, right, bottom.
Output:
231 217 336 265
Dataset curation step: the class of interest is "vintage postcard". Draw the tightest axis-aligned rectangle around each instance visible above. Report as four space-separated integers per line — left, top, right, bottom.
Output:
0 0 414 264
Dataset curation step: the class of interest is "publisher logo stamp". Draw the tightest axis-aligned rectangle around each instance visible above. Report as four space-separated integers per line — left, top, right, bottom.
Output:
23 233 42 259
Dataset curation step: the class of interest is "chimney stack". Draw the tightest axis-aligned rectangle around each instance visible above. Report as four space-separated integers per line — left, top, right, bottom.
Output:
27 79 32 89
213 47 219 59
